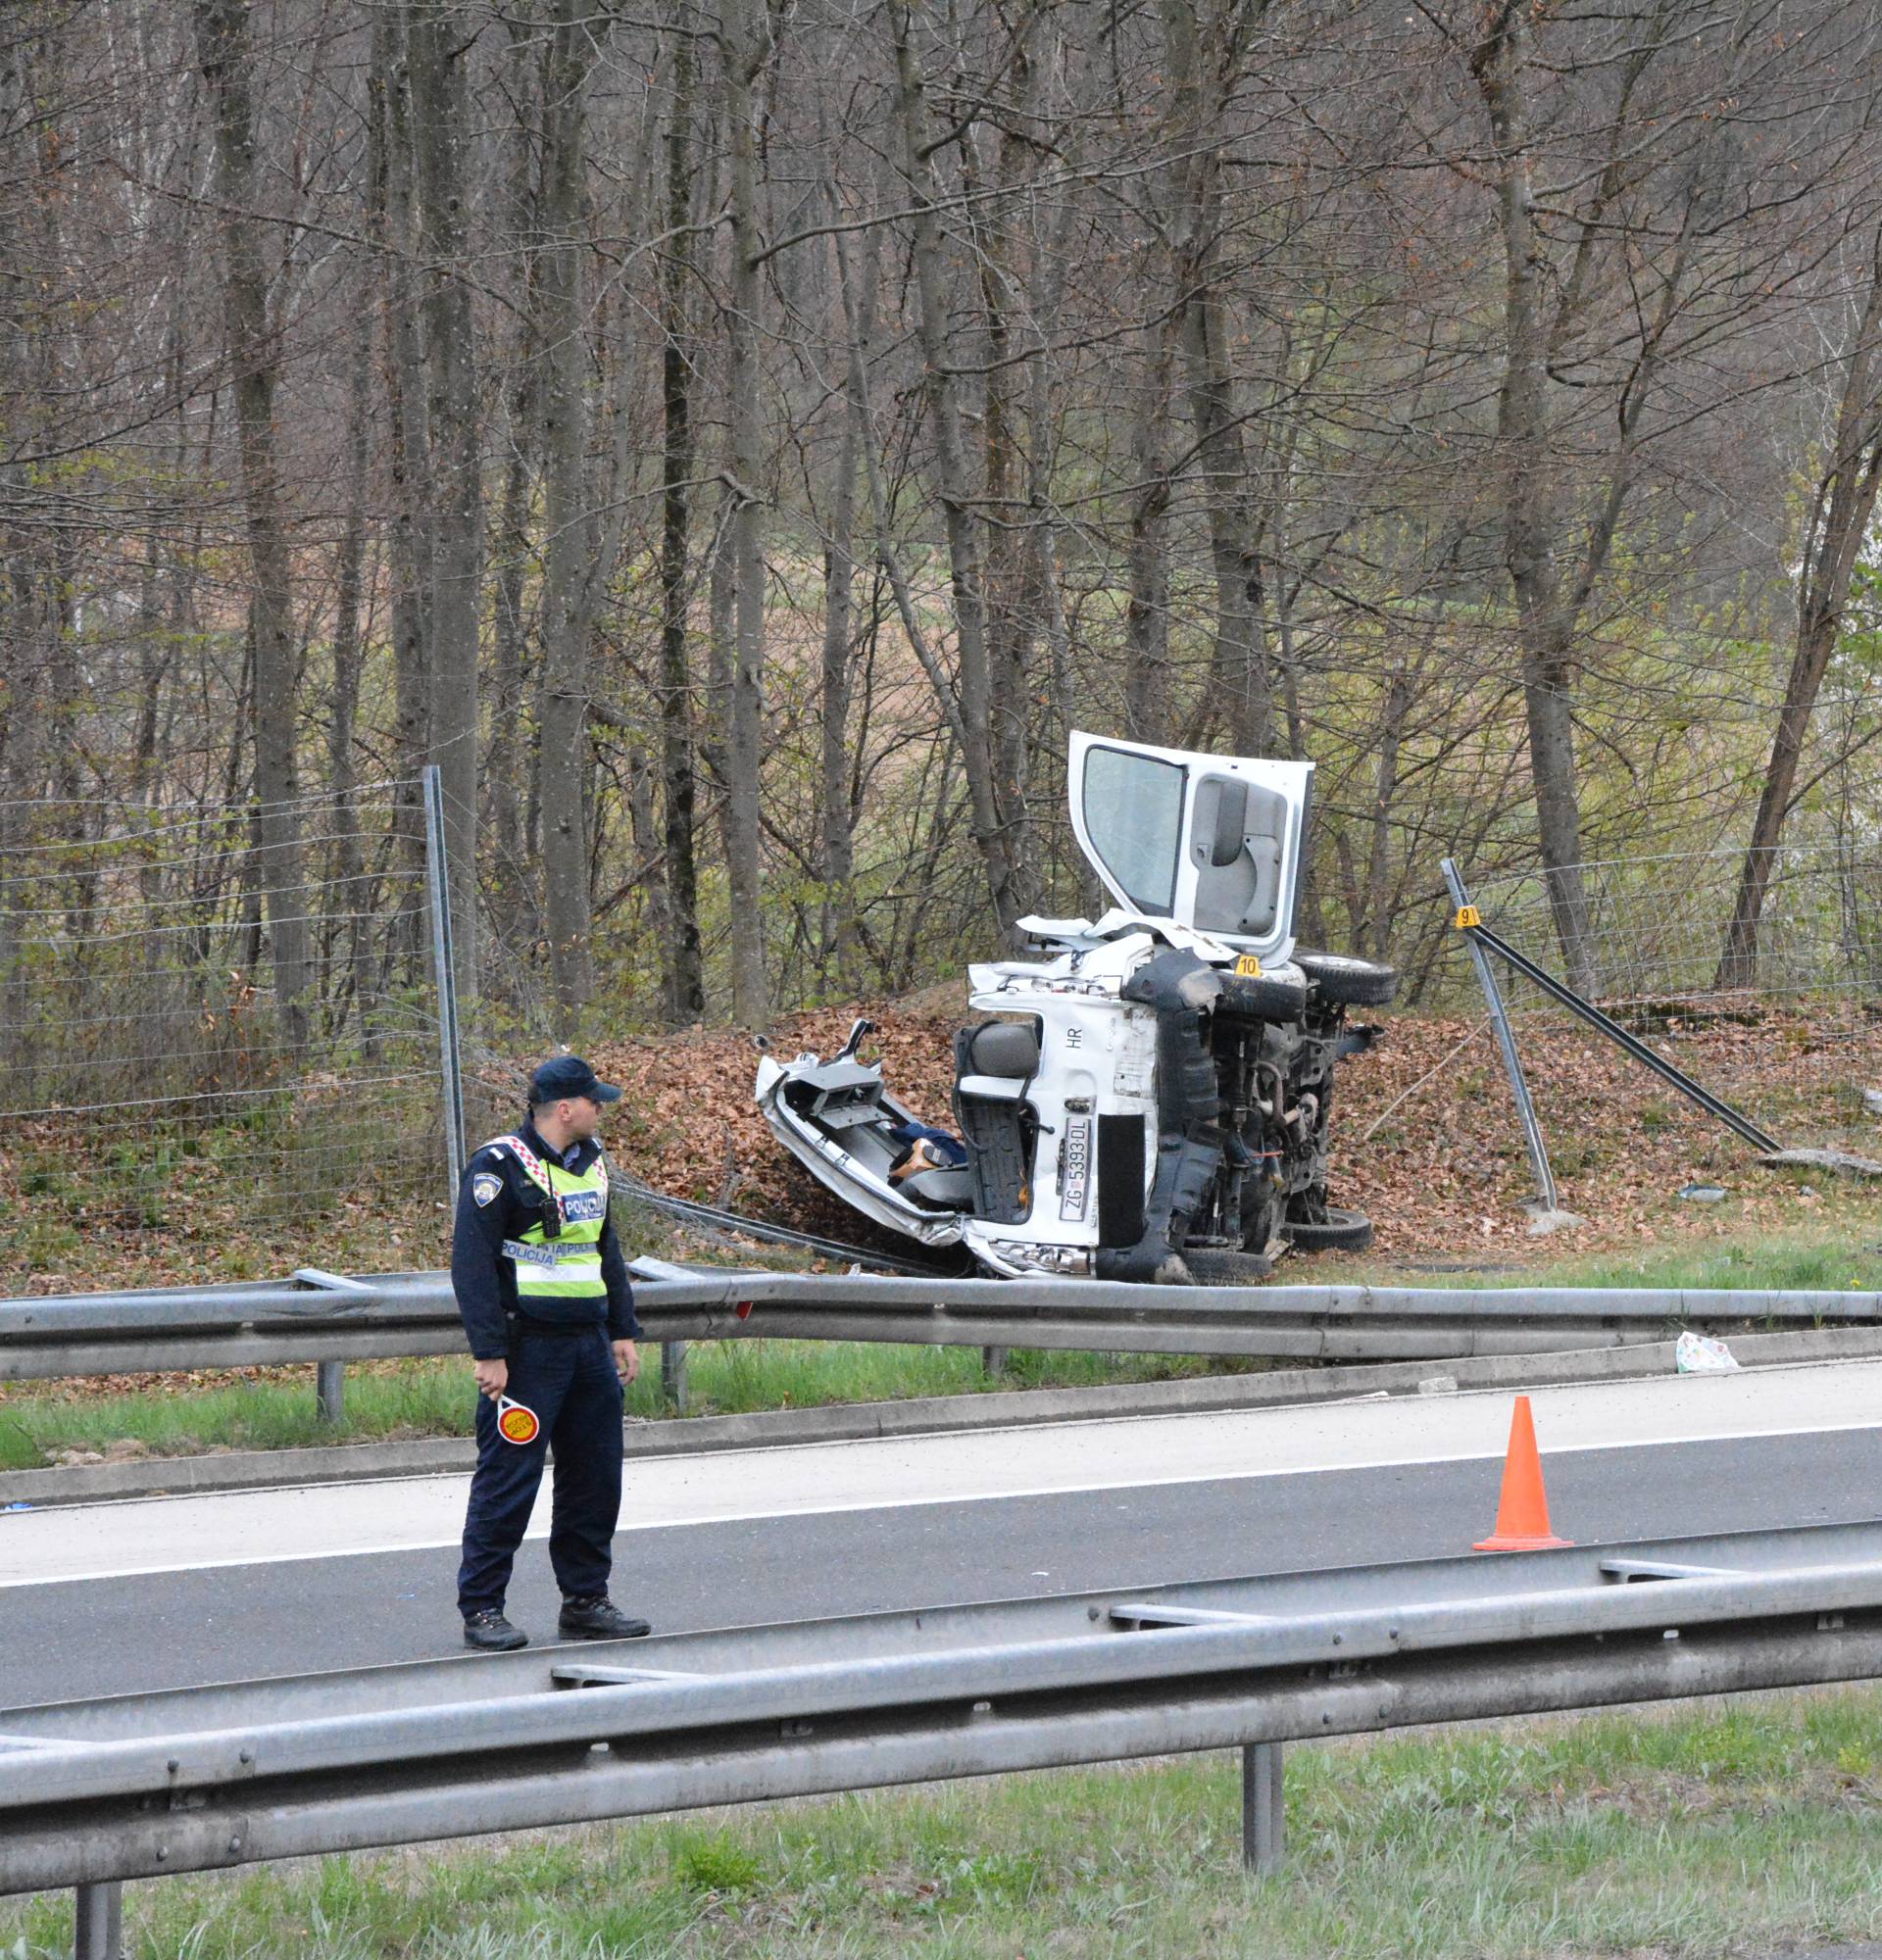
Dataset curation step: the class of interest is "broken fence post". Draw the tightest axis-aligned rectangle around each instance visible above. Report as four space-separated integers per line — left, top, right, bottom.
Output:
1441 858 1560 1217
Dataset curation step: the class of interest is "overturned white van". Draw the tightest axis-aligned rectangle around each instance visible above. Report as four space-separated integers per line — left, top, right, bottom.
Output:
755 731 1397 1281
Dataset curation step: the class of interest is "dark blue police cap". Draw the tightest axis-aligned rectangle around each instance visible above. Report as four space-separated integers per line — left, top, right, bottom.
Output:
529 1054 622 1105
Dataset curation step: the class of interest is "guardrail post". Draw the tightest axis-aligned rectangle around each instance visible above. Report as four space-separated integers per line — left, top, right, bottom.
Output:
74 1880 123 1959
1241 1740 1285 1874
982 1345 1009 1379
661 1341 689 1412
316 1359 346 1426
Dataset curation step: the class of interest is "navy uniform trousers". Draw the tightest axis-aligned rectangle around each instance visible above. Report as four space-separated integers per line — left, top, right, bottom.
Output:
456 1325 625 1616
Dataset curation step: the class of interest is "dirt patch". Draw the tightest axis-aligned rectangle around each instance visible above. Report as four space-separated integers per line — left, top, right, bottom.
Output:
8 995 1882 1312
586 999 1882 1266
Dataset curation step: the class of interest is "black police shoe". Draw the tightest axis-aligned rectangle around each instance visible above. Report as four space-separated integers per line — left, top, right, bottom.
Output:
558 1594 652 1641
463 1608 528 1651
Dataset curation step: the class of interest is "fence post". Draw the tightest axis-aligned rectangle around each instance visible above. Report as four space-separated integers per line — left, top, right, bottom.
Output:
1241 1741 1285 1874
422 765 467 1203
1440 858 1560 1218
74 1880 123 1960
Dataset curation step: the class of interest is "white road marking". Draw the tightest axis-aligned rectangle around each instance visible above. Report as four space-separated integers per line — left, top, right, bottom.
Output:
3 1357 1880 1590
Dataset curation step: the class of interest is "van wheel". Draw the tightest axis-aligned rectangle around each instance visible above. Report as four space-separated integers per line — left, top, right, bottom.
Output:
1294 951 1399 1008
1180 1247 1274 1286
1280 1204 1373 1253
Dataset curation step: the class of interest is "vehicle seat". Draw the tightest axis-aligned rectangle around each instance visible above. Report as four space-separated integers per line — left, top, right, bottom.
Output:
791 1057 885 1130
965 1020 1040 1079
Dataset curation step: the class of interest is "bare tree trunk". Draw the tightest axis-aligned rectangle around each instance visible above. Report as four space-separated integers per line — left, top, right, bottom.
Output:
0 38 36 1056
1718 232 1882 989
966 43 1038 919
626 745 674 960
1470 0 1597 993
329 292 373 1034
534 0 601 1022
1123 319 1174 741
371 17 434 966
704 488 734 791
1161 0 1270 757
1022 115 1076 818
888 1 1022 934
193 0 311 1048
817 182 875 994
487 31 541 941
488 386 535 930
657 7 706 1022
1362 672 1412 961
130 316 184 856
406 0 482 999
721 0 770 1026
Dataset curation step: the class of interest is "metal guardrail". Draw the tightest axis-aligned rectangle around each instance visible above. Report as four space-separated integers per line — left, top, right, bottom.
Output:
3 1265 1881 1387
8 1519 1882 1953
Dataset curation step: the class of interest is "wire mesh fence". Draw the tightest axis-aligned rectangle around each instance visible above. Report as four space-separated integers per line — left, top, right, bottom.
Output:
1453 839 1882 1157
0 777 456 1284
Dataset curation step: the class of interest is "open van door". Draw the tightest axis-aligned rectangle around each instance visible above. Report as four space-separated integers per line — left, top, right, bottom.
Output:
1066 730 1312 965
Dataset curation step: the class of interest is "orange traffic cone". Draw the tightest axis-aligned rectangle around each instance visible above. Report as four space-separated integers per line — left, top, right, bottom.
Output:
1473 1394 1572 1551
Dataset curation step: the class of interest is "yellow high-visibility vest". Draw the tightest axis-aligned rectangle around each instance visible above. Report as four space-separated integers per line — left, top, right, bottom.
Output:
484 1133 610 1302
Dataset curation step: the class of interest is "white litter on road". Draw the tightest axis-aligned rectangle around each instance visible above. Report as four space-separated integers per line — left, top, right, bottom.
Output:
1676 1330 1741 1374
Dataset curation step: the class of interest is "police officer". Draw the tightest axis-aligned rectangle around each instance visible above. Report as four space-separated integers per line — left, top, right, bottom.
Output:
453 1055 651 1651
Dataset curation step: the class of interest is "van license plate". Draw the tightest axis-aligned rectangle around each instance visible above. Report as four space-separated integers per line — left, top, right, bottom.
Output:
1060 1118 1091 1220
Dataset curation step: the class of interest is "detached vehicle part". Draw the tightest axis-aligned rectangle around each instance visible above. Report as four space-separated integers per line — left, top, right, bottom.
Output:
756 731 1395 1281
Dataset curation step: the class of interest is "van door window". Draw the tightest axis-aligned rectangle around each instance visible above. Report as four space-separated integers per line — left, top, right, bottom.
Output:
1080 744 1185 915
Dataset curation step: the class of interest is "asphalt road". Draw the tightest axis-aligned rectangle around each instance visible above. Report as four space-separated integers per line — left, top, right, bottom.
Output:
6 1423 1880 1708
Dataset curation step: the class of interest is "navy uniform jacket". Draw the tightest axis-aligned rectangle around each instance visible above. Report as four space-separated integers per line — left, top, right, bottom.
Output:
451 1118 643 1360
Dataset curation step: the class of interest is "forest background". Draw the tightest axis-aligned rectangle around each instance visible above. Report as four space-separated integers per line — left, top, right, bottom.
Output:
5 0 1882 1055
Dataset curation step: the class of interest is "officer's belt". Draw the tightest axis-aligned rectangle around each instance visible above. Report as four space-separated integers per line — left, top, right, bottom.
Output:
506 1309 603 1338
502 1238 598 1267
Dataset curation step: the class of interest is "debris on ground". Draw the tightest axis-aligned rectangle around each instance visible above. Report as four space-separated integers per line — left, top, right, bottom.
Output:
1758 1147 1882 1178
1522 1200 1585 1236
587 1004 1882 1271
1675 1331 1741 1373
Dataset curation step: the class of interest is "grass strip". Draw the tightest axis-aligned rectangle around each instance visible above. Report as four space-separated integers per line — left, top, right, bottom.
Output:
6 1690 1881 1957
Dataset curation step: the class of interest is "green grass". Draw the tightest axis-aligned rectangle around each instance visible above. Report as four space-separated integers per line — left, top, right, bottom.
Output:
6 1220 1879 1473
7 1690 1882 1956
1347 1220 1882 1295
0 1358 478 1472
0 1343 1282 1473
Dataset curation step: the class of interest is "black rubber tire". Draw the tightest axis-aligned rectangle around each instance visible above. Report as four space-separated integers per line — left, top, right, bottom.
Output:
1215 969 1309 1022
1295 950 1399 1008
1180 1246 1274 1286
1280 1204 1374 1253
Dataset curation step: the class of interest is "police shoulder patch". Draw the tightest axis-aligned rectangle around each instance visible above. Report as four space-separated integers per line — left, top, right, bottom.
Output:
471 1171 503 1208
